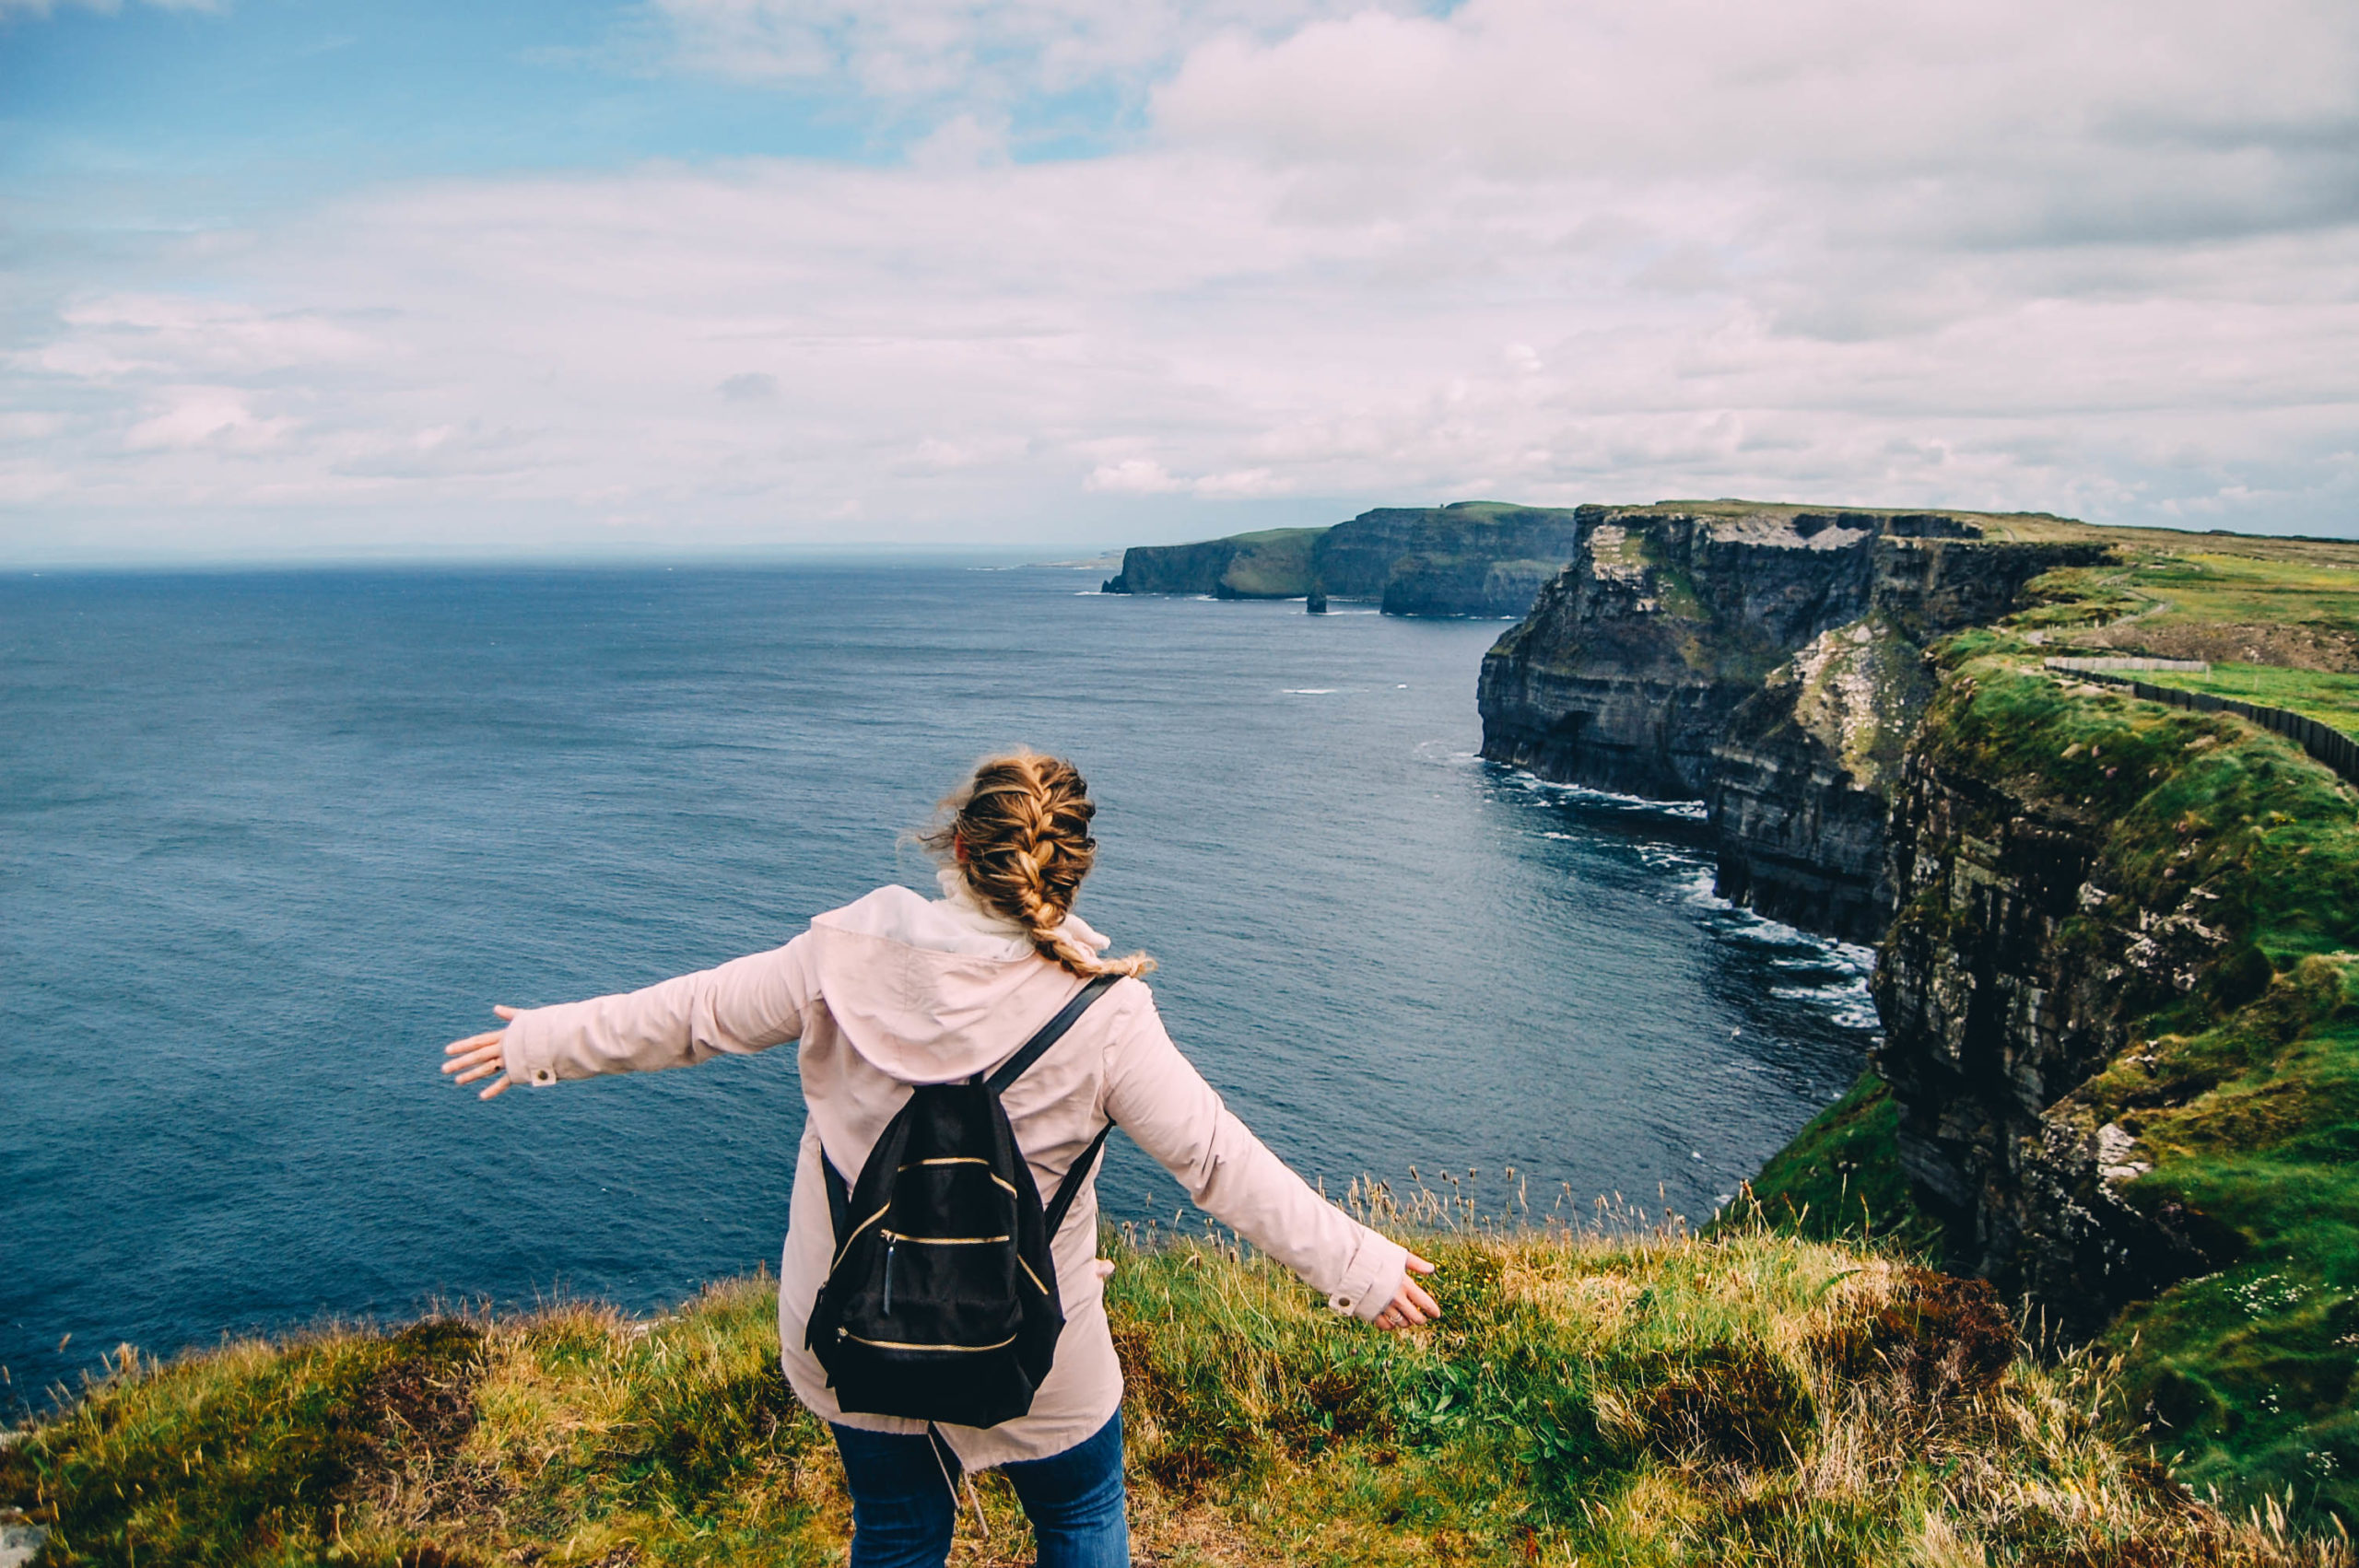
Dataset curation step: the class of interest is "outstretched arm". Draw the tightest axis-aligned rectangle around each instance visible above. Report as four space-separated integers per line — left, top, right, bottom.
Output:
440 935 818 1099
1101 987 1441 1332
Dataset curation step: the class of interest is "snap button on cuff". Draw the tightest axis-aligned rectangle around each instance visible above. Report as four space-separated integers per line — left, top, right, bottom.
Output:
534 1069 554 1084
1330 1293 1353 1312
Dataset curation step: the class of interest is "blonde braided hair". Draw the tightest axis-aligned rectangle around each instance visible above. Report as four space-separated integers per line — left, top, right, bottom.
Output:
921 750 1156 979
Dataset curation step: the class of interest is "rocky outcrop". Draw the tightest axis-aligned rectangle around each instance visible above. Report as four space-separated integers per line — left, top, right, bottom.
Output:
1710 616 1935 942
1101 528 1322 598
1477 503 2106 934
1869 703 2245 1333
1312 502 1585 616
1103 501 1585 616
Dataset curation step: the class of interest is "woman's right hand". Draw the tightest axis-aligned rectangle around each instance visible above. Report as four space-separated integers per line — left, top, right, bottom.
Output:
442 1006 522 1099
1372 1252 1439 1330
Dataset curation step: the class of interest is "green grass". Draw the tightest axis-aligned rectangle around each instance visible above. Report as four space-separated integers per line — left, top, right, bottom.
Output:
2130 664 2359 740
1724 1073 1943 1258
1925 627 2359 967
7 1229 2346 1568
1864 617 2359 1523
1733 541 2359 1531
2021 546 2359 673
2118 554 2359 642
2066 959 2359 1520
1215 531 1321 598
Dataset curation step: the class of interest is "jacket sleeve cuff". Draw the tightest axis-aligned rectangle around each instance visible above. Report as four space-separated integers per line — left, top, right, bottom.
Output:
1324 1228 1409 1323
500 1007 565 1089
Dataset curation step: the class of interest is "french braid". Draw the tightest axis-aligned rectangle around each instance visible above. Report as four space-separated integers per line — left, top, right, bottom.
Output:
921 750 1156 979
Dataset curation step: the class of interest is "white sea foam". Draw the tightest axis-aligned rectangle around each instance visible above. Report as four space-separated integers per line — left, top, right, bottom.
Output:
1506 769 1710 821
1280 687 1337 695
1774 978 1880 1032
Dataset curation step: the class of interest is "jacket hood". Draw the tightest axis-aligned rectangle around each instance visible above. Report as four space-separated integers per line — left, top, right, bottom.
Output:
802 870 1111 1082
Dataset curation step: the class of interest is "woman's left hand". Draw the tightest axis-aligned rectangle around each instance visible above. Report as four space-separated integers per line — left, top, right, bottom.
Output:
442 1006 522 1099
1372 1252 1440 1330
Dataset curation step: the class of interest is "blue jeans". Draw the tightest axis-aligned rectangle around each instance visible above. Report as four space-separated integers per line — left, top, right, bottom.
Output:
830 1410 1129 1568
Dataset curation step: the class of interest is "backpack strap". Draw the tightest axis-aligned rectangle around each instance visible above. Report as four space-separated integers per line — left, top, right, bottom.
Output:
983 974 1121 1094
988 974 1122 1238
820 1152 851 1246
1043 1117 1116 1237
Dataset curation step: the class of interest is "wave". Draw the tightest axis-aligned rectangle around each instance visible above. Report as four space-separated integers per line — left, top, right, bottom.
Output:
1500 767 1710 823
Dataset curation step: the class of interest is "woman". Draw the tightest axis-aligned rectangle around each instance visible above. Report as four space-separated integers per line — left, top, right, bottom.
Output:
443 750 1439 1568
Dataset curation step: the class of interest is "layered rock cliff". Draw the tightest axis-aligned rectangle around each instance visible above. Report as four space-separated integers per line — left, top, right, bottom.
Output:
1102 501 1583 616
1869 673 2241 1328
1509 509 2359 1516
1098 527 1323 598
1476 503 2105 939
1313 501 1586 616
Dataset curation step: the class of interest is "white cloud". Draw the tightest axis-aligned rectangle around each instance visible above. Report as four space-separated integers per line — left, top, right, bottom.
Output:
1086 459 1186 494
5 0 2356 559
123 387 293 452
0 412 68 440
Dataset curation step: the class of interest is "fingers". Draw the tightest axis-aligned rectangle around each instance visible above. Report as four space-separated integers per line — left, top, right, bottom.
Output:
441 1015 517 1102
1368 1255 1444 1332
441 1039 505 1077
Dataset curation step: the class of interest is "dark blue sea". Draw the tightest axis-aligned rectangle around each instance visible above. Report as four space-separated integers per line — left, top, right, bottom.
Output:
1 564 1874 1408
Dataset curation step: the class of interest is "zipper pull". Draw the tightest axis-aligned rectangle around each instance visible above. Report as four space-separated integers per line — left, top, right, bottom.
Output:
883 1239 897 1316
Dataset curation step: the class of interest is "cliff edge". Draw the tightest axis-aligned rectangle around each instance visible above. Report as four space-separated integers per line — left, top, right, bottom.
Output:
1102 501 1585 617
1658 524 2359 1521
1475 501 2102 940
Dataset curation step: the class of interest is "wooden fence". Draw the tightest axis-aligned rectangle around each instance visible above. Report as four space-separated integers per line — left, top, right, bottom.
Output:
2047 663 2359 787
2042 656 2211 674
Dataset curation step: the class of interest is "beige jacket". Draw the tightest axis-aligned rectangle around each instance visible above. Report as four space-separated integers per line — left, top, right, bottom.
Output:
499 871 1410 1469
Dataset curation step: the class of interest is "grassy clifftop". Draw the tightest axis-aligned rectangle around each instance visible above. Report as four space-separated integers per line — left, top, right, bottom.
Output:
1749 525 2359 1530
1927 621 2359 1519
4 1224 2343 1567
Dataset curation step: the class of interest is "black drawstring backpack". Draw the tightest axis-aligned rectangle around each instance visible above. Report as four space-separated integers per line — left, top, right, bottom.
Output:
806 974 1120 1429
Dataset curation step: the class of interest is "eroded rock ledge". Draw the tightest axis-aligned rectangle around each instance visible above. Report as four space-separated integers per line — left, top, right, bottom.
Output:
1475 501 2105 941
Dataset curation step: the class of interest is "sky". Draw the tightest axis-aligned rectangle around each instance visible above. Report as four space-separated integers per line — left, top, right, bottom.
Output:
3 0 2356 563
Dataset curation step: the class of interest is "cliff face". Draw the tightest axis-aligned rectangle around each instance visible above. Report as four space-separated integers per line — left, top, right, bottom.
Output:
1710 616 1935 942
1870 721 2236 1329
1100 528 1322 598
1102 501 1584 616
1860 632 2359 1514
1477 504 2104 937
1313 501 1586 616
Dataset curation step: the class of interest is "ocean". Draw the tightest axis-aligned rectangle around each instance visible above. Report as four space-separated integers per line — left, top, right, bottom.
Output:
0 563 1874 1406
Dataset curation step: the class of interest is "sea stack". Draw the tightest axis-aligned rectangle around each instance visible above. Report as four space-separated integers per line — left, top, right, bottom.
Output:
1306 591 1328 614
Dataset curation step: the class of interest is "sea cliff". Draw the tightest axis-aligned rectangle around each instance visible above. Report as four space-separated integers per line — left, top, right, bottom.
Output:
1102 501 1584 616
1488 509 2359 1519
1475 501 2100 940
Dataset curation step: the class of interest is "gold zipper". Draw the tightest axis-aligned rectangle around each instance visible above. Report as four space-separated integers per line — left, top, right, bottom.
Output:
829 1204 890 1273
878 1230 1011 1246
840 1330 1019 1353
